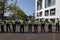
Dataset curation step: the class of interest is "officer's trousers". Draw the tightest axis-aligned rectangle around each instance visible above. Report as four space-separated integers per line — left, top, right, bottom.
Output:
41 24 45 32
48 24 52 32
34 25 38 32
20 25 24 32
28 24 32 32
56 24 59 32
12 24 16 32
6 24 11 32
1 25 4 32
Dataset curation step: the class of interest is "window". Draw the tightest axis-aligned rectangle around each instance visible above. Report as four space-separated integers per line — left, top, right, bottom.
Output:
45 10 49 16
45 0 55 8
40 12 42 17
37 13 39 17
51 0 55 6
48 0 51 6
37 0 42 10
37 12 42 17
50 8 55 16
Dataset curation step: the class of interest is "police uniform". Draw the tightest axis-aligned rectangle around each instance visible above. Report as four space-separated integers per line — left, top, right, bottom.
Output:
1 20 4 32
12 20 16 32
41 19 45 32
56 19 59 32
6 20 11 32
28 20 32 32
20 19 24 33
48 20 52 32
34 20 38 33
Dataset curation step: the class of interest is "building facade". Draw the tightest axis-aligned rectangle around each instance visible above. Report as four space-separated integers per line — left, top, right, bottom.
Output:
35 0 60 23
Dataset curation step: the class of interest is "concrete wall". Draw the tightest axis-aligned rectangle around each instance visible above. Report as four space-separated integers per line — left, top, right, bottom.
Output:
35 0 60 20
56 0 60 19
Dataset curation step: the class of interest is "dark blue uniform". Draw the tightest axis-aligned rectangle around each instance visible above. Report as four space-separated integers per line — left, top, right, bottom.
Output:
41 19 45 32
1 21 4 32
6 20 11 32
12 20 16 32
56 19 59 32
34 20 38 33
48 20 52 32
28 20 32 32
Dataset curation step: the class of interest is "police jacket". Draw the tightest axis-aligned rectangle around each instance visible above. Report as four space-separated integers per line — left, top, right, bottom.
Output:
12 20 16 25
20 20 24 25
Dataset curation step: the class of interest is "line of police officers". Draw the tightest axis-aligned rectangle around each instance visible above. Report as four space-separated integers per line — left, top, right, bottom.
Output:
0 18 59 33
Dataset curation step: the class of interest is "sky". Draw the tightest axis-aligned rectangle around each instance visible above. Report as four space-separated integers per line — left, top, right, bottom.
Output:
4 0 35 16
17 0 34 16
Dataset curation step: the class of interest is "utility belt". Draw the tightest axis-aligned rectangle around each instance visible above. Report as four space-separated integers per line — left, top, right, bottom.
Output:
34 24 38 25
1 24 4 25
49 24 52 25
41 23 45 25
20 23 24 25
56 23 59 24
28 23 32 25
12 23 15 25
6 23 10 24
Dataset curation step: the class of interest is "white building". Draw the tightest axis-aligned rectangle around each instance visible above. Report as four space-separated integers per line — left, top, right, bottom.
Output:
35 0 60 23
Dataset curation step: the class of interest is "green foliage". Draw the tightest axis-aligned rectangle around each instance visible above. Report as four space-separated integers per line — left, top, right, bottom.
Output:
0 0 27 19
0 0 8 19
8 4 27 18
0 0 5 12
29 15 32 18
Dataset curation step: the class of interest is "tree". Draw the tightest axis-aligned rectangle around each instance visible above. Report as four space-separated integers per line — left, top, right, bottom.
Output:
0 0 27 20
8 4 27 19
0 0 7 20
0 0 14 20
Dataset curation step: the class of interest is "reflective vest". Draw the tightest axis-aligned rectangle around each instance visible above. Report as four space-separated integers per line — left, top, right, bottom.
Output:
12 20 15 24
41 19 45 24
6 20 10 24
34 20 38 25
56 20 59 24
1 21 4 25
28 20 32 24
49 20 52 25
20 20 24 25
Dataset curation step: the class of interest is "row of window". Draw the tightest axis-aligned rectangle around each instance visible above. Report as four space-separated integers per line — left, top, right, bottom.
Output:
37 8 55 17
37 0 55 10
37 19 55 23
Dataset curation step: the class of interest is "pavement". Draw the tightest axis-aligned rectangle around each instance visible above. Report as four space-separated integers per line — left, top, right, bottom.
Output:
0 25 60 40
0 33 60 40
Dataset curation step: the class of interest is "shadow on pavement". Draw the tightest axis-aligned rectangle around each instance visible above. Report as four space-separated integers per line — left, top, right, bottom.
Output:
0 32 60 34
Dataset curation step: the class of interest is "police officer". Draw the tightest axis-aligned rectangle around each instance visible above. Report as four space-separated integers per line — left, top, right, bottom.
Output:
6 19 11 32
20 19 24 33
28 19 32 32
1 20 4 32
56 18 59 32
34 19 38 33
12 19 16 32
41 18 45 32
48 20 52 32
